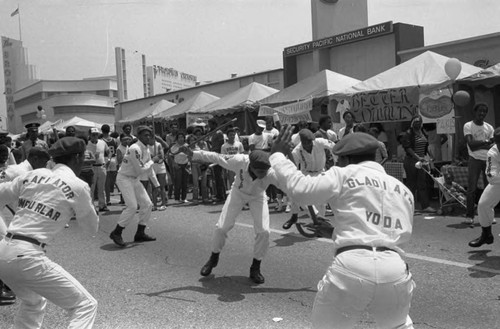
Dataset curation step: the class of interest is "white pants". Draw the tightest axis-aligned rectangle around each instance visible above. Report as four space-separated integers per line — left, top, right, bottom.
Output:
91 165 107 208
116 173 152 228
0 214 7 239
212 189 270 260
0 239 97 329
477 183 500 227
312 249 415 329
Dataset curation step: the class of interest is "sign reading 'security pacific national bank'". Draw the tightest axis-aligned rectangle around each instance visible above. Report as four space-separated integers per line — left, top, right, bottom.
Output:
284 21 393 57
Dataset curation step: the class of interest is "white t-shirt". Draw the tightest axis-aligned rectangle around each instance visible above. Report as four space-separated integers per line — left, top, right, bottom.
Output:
248 133 273 150
221 141 244 155
463 121 494 161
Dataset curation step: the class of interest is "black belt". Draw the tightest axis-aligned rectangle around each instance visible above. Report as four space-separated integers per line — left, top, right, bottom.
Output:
5 233 47 248
336 245 395 256
93 164 104 166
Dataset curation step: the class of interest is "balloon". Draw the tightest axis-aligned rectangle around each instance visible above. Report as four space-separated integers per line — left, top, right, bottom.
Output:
452 90 470 106
445 58 462 81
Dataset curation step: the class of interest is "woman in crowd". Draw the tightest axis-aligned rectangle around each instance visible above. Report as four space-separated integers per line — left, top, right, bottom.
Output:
338 110 355 139
401 114 436 212
151 135 168 211
170 132 190 203
187 133 202 204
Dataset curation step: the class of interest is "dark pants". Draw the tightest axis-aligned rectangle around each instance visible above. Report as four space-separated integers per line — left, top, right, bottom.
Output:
466 157 487 218
404 157 430 209
174 164 188 201
212 165 226 201
79 170 94 188
105 171 118 203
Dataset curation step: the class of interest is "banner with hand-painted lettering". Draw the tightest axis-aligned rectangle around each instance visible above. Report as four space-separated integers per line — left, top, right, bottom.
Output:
258 98 313 124
339 87 420 123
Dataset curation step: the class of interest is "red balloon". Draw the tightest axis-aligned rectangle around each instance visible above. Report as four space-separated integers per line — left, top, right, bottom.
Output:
452 90 470 106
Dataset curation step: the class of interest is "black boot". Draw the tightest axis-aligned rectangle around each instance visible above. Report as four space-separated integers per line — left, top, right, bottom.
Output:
0 281 16 304
469 226 494 248
134 224 156 242
200 252 220 276
282 214 298 230
249 258 265 284
109 225 126 247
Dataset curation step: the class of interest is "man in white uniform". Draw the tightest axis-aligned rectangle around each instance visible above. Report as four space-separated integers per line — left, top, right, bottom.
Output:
0 137 99 329
183 147 279 284
469 127 500 248
271 129 416 329
0 147 50 304
282 129 335 229
109 125 159 247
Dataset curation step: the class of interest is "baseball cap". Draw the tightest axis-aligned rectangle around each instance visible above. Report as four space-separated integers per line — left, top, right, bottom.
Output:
256 120 266 129
332 132 379 156
48 137 86 158
89 127 100 134
249 150 271 169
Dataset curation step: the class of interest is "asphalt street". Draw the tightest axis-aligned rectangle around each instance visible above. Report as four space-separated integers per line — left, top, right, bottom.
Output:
1 195 499 329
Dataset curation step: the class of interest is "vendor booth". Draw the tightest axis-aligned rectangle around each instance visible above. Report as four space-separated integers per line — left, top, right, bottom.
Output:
156 91 220 129
258 69 360 125
329 51 482 160
186 82 279 134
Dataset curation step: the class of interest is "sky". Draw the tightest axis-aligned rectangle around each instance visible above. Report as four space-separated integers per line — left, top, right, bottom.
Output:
1 0 500 118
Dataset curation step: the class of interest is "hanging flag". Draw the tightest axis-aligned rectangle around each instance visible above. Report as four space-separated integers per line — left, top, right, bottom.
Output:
11 8 19 17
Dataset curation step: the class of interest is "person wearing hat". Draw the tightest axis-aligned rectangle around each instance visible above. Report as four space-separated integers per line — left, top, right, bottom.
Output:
249 119 273 152
282 128 335 230
180 146 281 284
87 127 110 212
0 146 51 304
109 125 160 247
20 122 49 161
270 128 416 329
0 137 99 328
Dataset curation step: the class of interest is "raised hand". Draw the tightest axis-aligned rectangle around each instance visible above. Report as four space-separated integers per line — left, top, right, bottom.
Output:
270 125 295 155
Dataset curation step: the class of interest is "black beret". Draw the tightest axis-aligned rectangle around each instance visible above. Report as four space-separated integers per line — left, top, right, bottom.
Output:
249 150 271 169
48 137 86 158
332 132 379 156
25 122 41 131
137 125 152 134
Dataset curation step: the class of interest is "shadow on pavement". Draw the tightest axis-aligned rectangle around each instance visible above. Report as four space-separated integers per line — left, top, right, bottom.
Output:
272 233 314 248
135 275 315 303
446 222 479 229
100 242 141 251
467 250 500 278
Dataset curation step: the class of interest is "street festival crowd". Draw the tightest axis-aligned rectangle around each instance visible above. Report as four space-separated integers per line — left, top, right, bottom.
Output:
0 104 499 328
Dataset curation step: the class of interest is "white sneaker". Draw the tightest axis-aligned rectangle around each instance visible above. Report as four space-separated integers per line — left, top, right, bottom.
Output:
285 204 291 213
464 218 474 225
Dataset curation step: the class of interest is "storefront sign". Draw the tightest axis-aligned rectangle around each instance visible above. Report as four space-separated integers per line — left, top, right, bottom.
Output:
341 87 419 123
2 37 17 125
284 21 393 57
258 99 313 124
